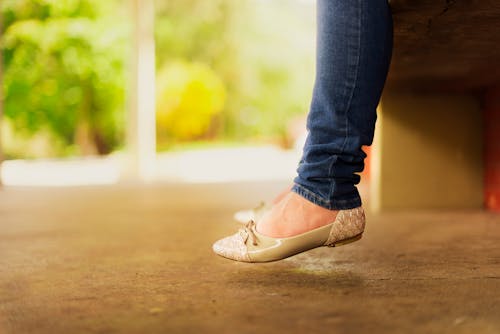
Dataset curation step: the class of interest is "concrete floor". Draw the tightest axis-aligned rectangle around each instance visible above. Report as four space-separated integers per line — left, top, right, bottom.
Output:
0 184 499 334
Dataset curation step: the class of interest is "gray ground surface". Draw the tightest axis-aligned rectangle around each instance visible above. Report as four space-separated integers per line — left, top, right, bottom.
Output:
1 185 499 334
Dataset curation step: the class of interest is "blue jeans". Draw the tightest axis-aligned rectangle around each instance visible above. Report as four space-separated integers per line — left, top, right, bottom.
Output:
292 0 393 210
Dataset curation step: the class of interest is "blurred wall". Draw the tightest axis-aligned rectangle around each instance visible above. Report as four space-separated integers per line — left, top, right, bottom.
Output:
371 93 483 211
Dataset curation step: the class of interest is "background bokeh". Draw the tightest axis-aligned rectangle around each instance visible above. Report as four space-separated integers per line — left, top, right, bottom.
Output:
0 0 316 159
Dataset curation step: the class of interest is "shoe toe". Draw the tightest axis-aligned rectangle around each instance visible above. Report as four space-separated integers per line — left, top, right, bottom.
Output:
212 233 251 262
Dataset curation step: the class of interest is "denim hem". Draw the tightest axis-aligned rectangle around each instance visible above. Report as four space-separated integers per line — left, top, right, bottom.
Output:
292 183 362 210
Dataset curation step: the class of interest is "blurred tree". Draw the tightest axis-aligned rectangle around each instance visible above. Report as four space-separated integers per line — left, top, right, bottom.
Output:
154 0 239 146
154 0 315 147
0 0 315 157
156 61 226 141
1 0 128 156
0 8 4 172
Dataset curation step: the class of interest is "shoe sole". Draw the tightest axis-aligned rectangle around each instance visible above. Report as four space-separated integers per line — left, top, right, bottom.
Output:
326 233 363 247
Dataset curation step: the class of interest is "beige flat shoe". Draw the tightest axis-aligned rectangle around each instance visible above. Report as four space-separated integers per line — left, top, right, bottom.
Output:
213 207 365 263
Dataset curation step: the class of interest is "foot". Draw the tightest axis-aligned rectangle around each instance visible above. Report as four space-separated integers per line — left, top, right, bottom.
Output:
271 185 292 204
213 200 365 262
256 191 339 238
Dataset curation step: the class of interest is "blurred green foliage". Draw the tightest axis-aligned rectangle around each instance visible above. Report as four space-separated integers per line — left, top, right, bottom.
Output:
155 0 316 147
1 0 128 157
0 0 315 158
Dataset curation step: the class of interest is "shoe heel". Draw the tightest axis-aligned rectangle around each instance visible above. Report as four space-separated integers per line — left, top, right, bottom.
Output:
326 233 363 247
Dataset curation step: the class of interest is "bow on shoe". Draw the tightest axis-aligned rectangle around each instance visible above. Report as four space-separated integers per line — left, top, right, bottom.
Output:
239 220 258 246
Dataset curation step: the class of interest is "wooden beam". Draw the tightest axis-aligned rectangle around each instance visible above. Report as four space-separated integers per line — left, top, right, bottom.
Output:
388 0 500 92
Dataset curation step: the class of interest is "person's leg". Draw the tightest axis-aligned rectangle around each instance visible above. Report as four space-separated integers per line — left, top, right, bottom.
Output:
213 0 394 261
293 0 393 210
256 0 393 237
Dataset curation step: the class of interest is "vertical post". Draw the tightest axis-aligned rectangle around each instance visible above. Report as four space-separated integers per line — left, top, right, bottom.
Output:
126 0 157 181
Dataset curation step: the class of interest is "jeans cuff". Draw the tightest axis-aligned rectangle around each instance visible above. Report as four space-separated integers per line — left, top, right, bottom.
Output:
291 183 362 210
